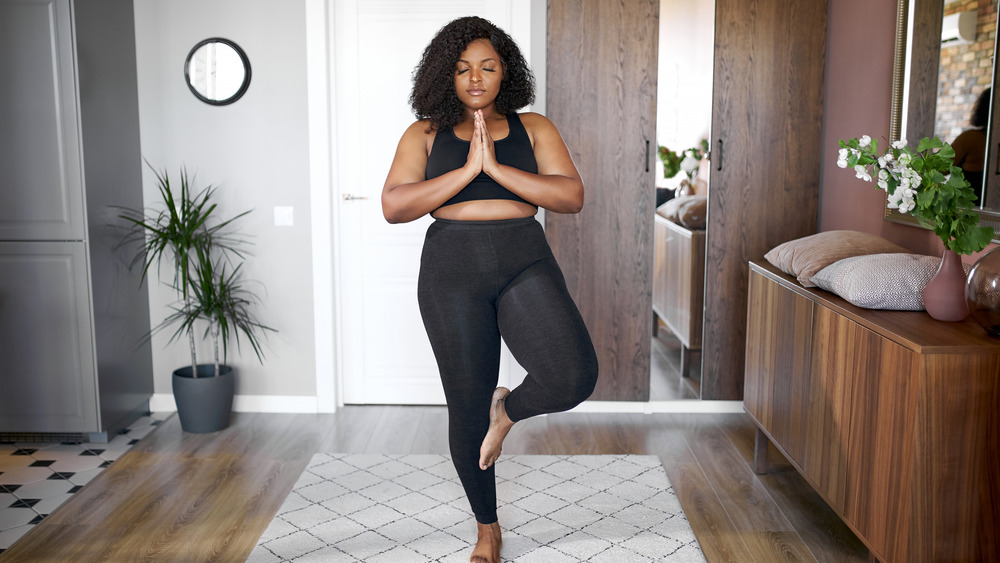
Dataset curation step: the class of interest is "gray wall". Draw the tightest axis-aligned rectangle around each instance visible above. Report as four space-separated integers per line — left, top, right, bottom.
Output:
133 0 316 397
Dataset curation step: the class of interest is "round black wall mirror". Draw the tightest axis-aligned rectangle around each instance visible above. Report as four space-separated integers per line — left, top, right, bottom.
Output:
184 38 251 106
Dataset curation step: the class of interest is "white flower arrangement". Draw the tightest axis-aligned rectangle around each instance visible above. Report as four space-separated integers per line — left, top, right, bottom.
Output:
837 135 993 255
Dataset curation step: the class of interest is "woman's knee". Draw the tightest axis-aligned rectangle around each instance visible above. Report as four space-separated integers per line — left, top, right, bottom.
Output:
543 355 598 410
566 358 598 405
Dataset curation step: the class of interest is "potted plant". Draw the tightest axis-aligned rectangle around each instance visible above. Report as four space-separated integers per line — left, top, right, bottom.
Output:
116 163 273 432
657 139 709 202
837 135 995 321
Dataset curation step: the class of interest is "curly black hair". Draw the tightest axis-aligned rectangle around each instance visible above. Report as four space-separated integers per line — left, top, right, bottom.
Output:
971 87 991 128
410 16 535 131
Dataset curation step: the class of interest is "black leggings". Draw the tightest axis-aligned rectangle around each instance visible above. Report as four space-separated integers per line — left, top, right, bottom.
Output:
417 217 599 524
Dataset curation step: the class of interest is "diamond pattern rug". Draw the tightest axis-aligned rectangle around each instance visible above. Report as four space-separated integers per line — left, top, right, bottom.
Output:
249 454 705 562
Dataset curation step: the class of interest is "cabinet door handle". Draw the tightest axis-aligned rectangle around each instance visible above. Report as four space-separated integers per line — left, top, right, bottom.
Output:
717 139 723 171
645 140 650 173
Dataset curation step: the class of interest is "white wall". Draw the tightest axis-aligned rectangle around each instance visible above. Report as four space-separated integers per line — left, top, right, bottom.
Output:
133 0 316 400
656 0 715 188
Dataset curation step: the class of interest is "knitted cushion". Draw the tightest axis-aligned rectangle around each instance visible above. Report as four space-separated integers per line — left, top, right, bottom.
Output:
811 253 969 310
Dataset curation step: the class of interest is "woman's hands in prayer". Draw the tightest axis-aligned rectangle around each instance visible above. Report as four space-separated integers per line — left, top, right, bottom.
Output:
468 110 500 179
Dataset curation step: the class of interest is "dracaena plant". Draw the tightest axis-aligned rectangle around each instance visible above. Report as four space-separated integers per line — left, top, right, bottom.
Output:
115 163 273 377
837 135 994 255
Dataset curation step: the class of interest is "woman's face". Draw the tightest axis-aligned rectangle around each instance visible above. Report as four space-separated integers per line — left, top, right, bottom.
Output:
454 38 503 113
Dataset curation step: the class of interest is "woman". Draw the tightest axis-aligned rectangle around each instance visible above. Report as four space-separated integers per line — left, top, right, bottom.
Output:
952 87 991 204
382 16 598 563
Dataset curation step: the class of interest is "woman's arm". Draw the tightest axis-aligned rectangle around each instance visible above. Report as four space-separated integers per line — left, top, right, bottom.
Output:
952 130 973 168
381 120 481 223
480 111 584 213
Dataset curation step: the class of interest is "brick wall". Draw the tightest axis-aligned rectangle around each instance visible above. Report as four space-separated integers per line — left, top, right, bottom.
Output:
936 0 996 141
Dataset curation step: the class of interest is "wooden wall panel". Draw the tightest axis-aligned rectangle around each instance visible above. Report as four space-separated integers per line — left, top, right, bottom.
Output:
546 0 658 401
704 0 827 399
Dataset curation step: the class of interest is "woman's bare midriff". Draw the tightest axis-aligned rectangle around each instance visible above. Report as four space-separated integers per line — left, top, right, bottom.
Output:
432 199 538 221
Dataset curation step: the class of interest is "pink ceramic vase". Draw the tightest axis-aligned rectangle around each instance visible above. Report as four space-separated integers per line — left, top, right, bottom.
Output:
923 248 970 321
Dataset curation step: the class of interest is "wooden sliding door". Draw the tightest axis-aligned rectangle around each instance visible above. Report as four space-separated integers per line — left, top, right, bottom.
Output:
704 0 826 399
546 0 659 401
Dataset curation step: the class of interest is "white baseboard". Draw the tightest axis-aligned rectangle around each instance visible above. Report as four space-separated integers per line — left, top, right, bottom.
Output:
150 394 320 414
151 394 743 415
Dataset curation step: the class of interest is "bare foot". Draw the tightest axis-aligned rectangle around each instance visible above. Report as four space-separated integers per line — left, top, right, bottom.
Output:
470 521 502 563
480 387 514 470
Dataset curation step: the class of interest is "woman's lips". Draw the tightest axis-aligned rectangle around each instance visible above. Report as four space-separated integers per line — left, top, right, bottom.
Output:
467 89 485 96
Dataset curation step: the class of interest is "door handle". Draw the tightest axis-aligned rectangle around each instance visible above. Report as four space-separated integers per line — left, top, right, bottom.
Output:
716 139 723 171
343 194 368 201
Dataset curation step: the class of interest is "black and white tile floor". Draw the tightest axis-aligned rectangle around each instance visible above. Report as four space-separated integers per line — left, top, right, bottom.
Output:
0 413 170 553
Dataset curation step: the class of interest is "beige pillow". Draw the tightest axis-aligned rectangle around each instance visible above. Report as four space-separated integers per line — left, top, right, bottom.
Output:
656 195 707 229
677 196 707 230
764 230 909 287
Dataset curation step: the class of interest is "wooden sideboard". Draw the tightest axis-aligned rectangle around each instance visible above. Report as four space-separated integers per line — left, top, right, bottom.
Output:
744 260 1000 563
652 214 705 379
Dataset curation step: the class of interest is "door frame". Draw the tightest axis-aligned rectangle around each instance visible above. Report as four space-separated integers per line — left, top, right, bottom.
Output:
305 0 337 412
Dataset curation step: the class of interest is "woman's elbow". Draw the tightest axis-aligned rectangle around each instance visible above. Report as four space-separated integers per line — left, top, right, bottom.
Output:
381 195 406 224
383 206 414 224
562 184 585 213
567 196 584 214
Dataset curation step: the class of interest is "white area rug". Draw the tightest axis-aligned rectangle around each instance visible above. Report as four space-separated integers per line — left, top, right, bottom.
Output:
248 454 705 562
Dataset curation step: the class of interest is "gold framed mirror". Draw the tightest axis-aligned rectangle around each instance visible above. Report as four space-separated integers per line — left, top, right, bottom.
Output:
889 0 1000 240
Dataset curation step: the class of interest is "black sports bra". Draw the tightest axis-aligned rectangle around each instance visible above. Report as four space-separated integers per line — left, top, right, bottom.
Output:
426 112 538 210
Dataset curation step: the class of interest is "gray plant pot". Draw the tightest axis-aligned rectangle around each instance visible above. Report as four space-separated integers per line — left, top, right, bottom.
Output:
171 364 235 433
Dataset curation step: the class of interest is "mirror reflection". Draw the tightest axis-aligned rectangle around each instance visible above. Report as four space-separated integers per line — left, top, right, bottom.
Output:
184 38 251 106
894 0 1000 235
650 0 715 400
922 1 991 205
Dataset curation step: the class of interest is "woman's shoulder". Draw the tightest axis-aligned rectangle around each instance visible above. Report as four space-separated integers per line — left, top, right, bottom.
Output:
400 119 439 153
402 119 438 137
954 127 987 141
517 112 565 146
517 112 555 129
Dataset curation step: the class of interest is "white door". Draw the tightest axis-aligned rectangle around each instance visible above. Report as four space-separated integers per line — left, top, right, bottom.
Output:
334 0 536 404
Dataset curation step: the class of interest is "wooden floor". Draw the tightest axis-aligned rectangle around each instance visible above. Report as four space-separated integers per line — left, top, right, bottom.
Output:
650 322 700 400
1 407 870 562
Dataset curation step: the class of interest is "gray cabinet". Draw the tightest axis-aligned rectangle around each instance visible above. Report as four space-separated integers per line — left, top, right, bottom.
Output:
0 0 86 241
0 0 153 439
0 242 98 431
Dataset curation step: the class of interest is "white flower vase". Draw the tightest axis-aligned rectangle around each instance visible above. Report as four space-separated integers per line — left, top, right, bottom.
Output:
676 179 692 197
